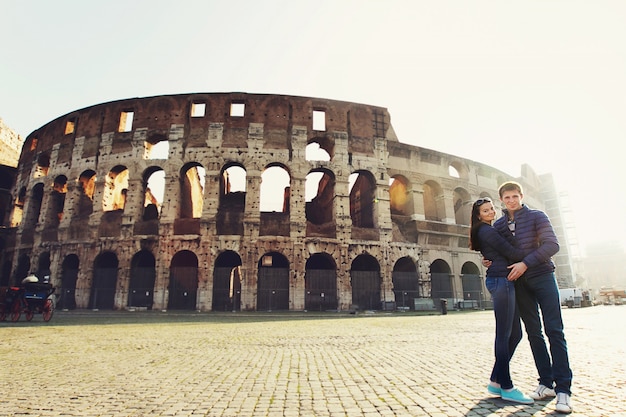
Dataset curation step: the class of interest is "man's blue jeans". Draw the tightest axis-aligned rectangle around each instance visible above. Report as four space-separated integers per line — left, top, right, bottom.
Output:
515 272 572 395
486 277 522 390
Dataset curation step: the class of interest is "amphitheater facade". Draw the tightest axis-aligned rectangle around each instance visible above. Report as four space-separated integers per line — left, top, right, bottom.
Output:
0 93 571 312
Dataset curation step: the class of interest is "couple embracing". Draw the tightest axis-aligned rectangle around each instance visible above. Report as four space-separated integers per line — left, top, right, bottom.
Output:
469 181 573 414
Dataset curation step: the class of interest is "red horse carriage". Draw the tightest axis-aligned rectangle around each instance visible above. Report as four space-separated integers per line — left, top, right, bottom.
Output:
0 277 55 322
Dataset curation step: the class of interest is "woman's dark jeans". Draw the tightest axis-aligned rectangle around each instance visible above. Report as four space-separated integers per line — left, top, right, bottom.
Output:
486 276 522 390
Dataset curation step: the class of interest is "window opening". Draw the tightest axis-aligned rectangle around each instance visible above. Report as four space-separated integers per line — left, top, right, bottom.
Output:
144 140 169 159
191 102 206 117
449 165 460 178
313 110 326 131
230 103 245 117
65 119 76 135
305 142 331 161
118 111 134 132
30 138 38 151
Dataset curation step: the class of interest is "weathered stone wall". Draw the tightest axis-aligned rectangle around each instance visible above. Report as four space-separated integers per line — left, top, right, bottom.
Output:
0 93 563 311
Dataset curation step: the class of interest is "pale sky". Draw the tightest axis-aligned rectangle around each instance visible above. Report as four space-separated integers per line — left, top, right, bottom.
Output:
1 0 625 255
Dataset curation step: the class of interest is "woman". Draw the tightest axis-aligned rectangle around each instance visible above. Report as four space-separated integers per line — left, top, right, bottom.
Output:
469 197 534 405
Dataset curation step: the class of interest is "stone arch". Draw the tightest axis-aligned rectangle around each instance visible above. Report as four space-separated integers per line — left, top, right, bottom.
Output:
36 251 51 280
392 256 419 309
430 259 453 300
305 168 335 228
389 174 413 216
89 251 119 310
423 180 444 221
217 163 246 235
257 252 289 311
449 160 469 180
453 187 472 226
350 253 381 310
260 164 290 213
304 253 337 311
461 261 483 306
212 250 243 312
102 165 129 212
11 186 26 227
58 254 79 310
142 167 165 221
349 170 376 228
180 162 205 219
77 170 96 217
44 175 67 227
168 250 198 310
305 139 332 161
128 250 156 309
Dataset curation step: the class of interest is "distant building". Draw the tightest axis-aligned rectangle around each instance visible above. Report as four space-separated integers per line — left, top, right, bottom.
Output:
0 118 23 167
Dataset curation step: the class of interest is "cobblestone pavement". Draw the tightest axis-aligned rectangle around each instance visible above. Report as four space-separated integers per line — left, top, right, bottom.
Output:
1 305 625 417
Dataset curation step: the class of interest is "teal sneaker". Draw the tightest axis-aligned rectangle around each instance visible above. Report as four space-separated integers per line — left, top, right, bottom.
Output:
501 387 534 405
487 383 501 396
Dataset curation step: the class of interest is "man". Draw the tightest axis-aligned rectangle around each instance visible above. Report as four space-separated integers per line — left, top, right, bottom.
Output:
487 181 573 414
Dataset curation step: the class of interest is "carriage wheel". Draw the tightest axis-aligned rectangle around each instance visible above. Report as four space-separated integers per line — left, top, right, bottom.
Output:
43 299 54 322
10 301 20 322
25 310 34 321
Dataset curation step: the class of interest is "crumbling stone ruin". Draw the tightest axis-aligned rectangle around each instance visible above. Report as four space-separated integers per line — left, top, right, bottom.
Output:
0 93 556 312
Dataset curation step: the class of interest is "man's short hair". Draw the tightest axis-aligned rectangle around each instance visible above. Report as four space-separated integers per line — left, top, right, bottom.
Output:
498 181 524 198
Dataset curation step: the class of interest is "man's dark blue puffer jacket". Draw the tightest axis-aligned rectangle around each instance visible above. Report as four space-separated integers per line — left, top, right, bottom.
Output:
493 204 559 279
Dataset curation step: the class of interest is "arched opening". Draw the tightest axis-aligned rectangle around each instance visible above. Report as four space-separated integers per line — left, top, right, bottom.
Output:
453 187 472 226
128 250 156 309
305 141 332 161
180 163 205 219
58 254 79 310
350 254 381 310
212 250 243 312
389 175 413 216
144 135 169 160
10 186 26 227
102 166 129 212
168 250 198 310
45 175 67 227
36 251 51 281
90 252 119 310
305 169 335 235
392 257 419 310
260 165 290 213
14 253 31 286
304 253 337 311
430 259 453 301
257 252 289 311
77 170 96 217
349 171 376 228
461 262 484 309
217 164 246 235
24 183 44 228
143 167 165 221
423 180 444 222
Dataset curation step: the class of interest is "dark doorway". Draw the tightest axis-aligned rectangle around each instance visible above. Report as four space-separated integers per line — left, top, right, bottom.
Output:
128 250 156 309
350 254 381 310
89 252 119 309
304 253 337 311
168 250 198 310
58 254 79 310
212 250 242 311
257 252 289 311
392 257 419 310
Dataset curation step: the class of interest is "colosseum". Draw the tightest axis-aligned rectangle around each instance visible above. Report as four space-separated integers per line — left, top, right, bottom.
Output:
0 92 573 312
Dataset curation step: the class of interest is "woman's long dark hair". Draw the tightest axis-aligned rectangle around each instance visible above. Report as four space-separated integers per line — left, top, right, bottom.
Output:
469 198 492 251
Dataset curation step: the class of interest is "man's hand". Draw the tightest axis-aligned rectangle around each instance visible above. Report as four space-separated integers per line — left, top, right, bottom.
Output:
507 262 527 281
482 258 492 268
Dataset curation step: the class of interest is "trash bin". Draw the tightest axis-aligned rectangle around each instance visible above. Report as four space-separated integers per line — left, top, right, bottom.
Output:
440 298 448 315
